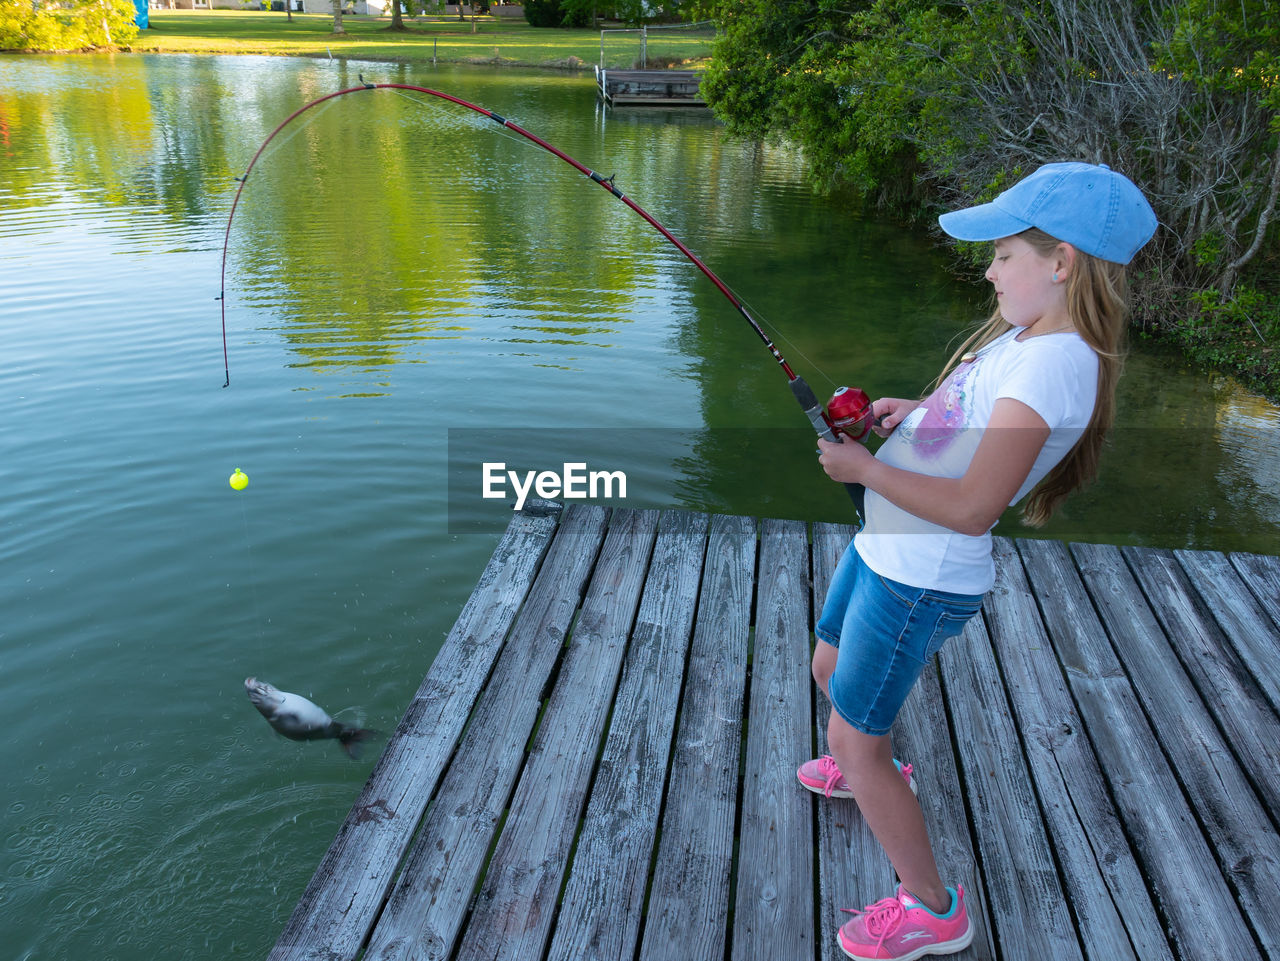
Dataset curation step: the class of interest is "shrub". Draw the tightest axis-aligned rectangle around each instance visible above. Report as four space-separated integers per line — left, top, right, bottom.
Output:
523 0 587 27
1 0 140 51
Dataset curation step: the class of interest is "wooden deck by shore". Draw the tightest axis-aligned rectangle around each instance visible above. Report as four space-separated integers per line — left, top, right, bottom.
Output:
267 503 1280 961
595 67 706 106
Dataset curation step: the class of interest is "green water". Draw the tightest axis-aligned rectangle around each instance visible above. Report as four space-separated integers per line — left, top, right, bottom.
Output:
1 53 1276 961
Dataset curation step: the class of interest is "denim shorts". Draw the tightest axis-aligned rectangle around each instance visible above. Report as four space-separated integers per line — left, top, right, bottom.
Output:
815 542 984 736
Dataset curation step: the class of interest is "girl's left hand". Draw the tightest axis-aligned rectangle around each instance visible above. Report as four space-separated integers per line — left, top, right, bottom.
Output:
816 437 873 484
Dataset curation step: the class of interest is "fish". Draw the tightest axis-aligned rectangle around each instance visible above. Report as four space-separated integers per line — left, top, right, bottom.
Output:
244 677 377 759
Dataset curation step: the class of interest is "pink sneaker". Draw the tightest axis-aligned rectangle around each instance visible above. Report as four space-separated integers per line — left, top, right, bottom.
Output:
796 755 916 799
838 884 973 960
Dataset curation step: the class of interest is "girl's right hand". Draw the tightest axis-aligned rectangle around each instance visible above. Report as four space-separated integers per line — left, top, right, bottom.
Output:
871 398 921 437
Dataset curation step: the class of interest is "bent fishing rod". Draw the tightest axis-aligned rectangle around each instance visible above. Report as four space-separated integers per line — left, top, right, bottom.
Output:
217 78 874 515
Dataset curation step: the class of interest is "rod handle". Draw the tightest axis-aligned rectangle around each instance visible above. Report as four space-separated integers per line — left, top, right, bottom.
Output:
789 377 866 521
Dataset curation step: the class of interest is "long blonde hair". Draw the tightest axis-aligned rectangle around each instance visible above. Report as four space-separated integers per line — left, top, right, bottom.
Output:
934 229 1129 526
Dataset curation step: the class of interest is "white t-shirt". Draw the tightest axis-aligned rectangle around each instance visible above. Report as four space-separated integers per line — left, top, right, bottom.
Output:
855 327 1099 595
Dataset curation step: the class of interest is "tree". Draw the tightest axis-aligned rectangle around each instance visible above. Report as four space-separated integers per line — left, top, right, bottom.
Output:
524 0 590 26
559 0 673 26
692 0 1280 305
1 0 140 50
689 0 939 221
557 0 596 27
330 0 344 33
387 0 413 31
1154 0 1280 294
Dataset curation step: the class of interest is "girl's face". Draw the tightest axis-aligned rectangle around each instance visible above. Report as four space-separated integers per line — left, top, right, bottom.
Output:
985 235 1070 331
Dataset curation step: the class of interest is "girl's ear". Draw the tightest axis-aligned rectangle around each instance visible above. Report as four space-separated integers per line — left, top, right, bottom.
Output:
1054 243 1078 282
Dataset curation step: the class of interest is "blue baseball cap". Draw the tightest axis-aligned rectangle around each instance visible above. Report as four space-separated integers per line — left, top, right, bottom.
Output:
938 162 1157 264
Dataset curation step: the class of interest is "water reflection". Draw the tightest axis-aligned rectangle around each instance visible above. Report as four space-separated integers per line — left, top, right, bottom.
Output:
1214 378 1280 522
2 54 1278 546
220 81 722 380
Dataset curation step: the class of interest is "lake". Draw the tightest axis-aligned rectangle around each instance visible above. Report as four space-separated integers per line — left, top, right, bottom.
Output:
1 52 1277 961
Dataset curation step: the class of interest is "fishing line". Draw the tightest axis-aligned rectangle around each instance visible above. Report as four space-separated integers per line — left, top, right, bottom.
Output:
233 489 269 644
218 79 869 513
246 98 339 177
732 290 842 393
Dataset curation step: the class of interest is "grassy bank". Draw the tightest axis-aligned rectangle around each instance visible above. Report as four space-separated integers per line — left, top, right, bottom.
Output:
129 10 712 69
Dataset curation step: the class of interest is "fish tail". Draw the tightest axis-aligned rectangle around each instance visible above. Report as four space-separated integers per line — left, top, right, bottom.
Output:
338 727 378 760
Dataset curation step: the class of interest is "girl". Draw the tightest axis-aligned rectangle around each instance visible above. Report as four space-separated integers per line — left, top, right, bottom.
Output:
800 162 1157 960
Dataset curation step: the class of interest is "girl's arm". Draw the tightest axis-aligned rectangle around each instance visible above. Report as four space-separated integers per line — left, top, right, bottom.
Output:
817 397 1050 536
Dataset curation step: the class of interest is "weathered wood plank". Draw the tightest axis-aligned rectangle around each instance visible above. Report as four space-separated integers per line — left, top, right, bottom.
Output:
638 514 757 961
1074 543 1274 960
896 652 997 961
266 506 563 961
809 523 898 961
451 509 661 961
601 69 702 82
1121 547 1280 783
1124 545 1280 818
544 510 709 961
1230 551 1280 631
357 503 610 961
1008 538 1175 961
1175 548 1280 716
937 593 1084 961
732 518 815 961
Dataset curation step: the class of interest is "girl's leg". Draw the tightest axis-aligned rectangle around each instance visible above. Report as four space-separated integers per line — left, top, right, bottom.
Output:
811 638 838 701
826 709 950 915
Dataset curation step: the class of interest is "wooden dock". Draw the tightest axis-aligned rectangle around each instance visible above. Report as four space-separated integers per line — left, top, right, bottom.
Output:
267 503 1280 961
595 66 705 106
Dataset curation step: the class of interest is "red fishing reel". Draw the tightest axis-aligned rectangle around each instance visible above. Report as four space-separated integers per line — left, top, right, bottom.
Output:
824 386 874 442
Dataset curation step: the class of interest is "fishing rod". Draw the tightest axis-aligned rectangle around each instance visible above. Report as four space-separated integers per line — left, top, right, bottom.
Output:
217 78 874 514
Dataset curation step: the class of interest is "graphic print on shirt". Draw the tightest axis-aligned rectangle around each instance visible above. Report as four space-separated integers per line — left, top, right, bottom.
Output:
899 357 979 460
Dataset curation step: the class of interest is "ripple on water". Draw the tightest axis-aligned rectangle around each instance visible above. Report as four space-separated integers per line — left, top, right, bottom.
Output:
4 750 365 958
